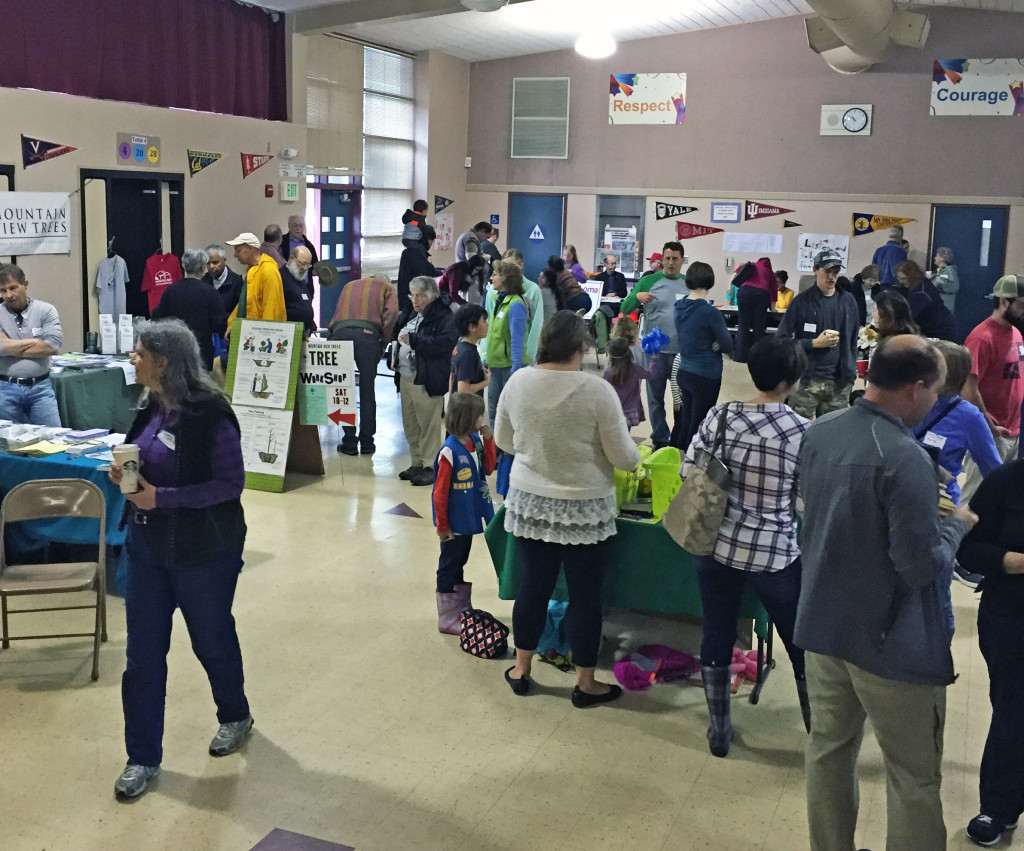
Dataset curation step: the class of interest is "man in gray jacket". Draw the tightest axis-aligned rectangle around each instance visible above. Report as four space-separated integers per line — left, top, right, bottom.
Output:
796 335 977 851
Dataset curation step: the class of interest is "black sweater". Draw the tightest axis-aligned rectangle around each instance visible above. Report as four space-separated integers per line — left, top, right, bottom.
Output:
957 460 1024 618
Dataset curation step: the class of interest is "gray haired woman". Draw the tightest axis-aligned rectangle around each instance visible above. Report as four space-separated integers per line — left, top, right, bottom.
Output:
151 247 228 370
932 247 959 313
392 276 458 485
108 319 250 799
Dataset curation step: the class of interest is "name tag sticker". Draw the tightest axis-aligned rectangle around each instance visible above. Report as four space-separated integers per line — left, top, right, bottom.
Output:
675 293 685 301
923 431 946 450
1018 342 1024 358
497 311 505 319
32 327 43 336
803 323 817 333
157 430 176 450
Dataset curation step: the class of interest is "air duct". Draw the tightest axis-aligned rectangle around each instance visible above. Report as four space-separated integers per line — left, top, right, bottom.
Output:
804 0 929 74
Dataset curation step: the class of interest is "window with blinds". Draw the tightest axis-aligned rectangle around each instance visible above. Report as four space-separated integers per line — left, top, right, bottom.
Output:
362 47 415 278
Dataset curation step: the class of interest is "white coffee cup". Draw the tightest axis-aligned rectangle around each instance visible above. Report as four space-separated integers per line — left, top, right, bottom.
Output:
112 443 140 494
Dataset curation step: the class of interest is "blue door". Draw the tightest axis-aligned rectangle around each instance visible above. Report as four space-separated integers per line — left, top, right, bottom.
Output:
931 205 1008 341
317 190 359 327
508 193 565 282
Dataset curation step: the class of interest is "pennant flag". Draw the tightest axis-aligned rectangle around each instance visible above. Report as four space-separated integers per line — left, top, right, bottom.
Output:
655 202 698 221
782 220 801 228
188 150 223 178
22 135 77 169
241 153 274 178
434 195 453 214
852 213 916 236
745 201 794 221
676 221 724 239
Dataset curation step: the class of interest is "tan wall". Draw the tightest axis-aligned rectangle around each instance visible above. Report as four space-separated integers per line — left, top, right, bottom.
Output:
0 86 306 348
416 51 471 269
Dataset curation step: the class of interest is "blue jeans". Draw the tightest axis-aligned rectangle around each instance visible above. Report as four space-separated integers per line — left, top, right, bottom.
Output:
977 596 1024 824
693 555 805 677
437 534 473 592
0 379 61 426
487 365 513 426
645 351 673 446
122 525 249 767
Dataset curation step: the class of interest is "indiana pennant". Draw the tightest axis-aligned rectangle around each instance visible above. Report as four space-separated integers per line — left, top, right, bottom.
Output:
745 201 793 221
22 135 77 168
852 213 916 236
434 195 453 214
676 222 724 239
241 153 274 178
188 150 223 177
782 220 801 228
656 202 698 221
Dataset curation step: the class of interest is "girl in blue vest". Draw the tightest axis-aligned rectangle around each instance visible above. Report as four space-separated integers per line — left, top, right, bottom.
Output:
432 392 496 633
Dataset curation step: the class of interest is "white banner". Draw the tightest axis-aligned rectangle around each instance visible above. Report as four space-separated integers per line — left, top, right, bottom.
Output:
0 192 71 255
434 212 454 252
609 73 687 125
931 58 1024 116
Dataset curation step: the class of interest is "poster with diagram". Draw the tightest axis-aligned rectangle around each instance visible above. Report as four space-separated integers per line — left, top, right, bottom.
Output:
225 318 304 492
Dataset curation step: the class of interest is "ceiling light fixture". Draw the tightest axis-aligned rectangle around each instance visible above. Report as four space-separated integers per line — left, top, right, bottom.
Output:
574 31 616 59
461 0 509 11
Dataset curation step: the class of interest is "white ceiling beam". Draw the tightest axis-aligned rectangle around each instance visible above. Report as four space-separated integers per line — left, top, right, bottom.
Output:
294 0 531 34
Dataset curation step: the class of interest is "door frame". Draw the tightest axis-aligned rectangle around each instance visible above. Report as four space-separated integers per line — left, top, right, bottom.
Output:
0 164 16 264
79 168 185 329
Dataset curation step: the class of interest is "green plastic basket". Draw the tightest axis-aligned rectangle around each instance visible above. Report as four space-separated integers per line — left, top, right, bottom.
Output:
644 446 682 520
614 444 651 510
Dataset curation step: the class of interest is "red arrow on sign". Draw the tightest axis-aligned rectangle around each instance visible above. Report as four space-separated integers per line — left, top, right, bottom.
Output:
327 409 344 425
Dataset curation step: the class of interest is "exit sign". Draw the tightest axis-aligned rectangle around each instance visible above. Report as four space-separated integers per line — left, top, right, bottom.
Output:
280 180 300 202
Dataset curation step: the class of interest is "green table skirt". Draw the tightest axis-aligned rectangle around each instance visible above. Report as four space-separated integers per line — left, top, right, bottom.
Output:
484 505 769 638
52 367 141 433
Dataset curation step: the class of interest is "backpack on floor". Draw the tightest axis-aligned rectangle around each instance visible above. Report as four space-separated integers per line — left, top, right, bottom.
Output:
459 609 509 659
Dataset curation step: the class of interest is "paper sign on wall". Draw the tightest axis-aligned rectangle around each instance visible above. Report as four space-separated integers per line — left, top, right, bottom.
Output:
116 133 161 167
434 212 454 252
797 234 850 273
932 58 1024 116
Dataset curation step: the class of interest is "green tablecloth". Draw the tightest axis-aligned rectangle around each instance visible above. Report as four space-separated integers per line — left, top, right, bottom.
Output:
52 367 141 432
484 505 769 638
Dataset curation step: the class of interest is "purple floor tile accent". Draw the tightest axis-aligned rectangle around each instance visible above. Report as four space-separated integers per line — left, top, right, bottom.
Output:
384 502 422 518
250 827 354 851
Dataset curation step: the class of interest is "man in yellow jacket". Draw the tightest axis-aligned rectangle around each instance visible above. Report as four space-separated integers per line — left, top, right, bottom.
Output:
225 232 287 326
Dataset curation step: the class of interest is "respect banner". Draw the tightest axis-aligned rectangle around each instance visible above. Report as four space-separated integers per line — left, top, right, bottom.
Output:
609 73 686 125
0 192 71 255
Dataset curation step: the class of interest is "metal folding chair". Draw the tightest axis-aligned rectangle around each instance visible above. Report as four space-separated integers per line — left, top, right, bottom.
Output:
0 478 107 680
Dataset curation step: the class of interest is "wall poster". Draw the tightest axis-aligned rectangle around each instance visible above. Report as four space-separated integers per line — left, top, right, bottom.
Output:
609 73 687 125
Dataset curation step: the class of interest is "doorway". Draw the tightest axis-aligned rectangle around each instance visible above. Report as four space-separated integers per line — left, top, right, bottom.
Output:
595 195 644 281
508 193 566 282
79 169 185 332
930 205 1008 341
0 164 15 263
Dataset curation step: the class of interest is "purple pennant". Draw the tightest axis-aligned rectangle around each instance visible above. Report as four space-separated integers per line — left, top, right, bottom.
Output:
251 828 353 851
385 502 423 518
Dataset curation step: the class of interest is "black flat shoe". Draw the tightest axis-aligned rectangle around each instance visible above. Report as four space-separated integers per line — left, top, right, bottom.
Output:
338 443 358 456
571 685 622 708
398 465 418 480
504 666 530 696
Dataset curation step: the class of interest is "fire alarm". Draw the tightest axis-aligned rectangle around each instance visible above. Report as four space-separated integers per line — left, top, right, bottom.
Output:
265 184 274 198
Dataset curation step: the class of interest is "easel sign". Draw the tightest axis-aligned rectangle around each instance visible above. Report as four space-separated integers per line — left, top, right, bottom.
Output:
298 339 357 427
225 318 304 493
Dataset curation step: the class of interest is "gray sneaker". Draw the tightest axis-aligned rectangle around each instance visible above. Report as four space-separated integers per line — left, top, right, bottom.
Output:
114 763 161 799
209 714 254 756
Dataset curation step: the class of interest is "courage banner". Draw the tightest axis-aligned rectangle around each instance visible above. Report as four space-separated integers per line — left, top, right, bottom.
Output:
931 58 1024 116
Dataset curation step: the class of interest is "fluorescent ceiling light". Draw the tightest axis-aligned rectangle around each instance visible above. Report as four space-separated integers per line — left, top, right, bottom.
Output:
575 31 616 59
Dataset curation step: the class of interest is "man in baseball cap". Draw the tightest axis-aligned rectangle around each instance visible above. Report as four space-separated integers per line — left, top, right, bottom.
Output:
638 252 663 282
960 273 1024 497
776 247 859 418
225 232 286 326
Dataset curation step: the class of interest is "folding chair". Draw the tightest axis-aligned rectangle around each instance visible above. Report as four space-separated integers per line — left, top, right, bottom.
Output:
0 478 108 680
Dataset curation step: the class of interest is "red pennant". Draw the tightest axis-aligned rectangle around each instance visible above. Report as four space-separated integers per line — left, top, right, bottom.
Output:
241 153 274 178
676 221 724 239
745 201 794 221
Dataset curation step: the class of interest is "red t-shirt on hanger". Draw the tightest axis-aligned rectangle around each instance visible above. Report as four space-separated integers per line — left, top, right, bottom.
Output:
141 252 183 313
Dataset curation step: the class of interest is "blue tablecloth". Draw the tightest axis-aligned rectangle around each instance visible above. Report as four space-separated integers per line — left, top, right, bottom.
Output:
0 450 127 554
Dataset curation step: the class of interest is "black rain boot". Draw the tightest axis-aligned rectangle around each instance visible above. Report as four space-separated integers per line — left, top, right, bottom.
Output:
795 675 812 733
701 665 733 758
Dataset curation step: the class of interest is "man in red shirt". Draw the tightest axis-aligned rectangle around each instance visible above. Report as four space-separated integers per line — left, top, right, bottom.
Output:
961 274 1024 503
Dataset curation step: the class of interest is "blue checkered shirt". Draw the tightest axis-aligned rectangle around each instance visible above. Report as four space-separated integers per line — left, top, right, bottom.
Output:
683 402 810 572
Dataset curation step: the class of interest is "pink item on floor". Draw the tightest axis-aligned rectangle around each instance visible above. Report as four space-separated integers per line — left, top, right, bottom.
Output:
613 644 699 691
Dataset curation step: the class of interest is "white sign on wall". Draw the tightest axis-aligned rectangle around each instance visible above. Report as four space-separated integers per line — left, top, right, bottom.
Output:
0 192 71 255
931 58 1024 116
434 212 454 252
797 233 850 273
609 73 687 125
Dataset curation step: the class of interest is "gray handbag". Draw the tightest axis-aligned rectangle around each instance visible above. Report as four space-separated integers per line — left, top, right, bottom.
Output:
662 404 732 556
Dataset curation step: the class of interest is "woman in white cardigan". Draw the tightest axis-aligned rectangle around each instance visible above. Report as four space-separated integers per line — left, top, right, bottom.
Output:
495 311 641 707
